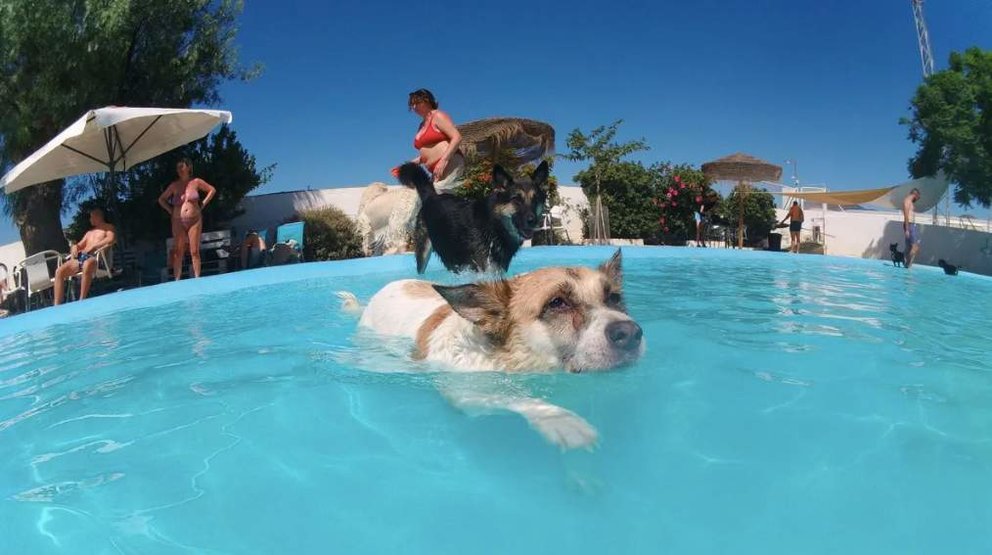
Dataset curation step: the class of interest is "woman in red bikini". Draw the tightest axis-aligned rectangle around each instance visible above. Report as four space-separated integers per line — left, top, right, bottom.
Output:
393 89 464 189
157 158 216 280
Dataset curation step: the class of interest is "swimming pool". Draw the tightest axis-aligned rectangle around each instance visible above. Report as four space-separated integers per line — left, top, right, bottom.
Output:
1 247 990 554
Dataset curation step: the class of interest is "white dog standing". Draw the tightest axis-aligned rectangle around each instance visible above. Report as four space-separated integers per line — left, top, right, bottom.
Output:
354 182 420 256
338 250 644 449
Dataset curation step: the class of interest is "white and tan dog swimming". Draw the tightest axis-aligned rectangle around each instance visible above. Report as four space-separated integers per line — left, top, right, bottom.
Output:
338 250 644 449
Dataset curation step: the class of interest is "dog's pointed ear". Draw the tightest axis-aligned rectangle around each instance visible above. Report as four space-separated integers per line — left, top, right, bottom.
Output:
599 249 623 284
492 165 513 191
433 281 513 340
531 160 550 191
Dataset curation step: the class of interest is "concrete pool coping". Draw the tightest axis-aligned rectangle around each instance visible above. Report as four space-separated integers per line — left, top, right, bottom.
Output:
0 245 976 340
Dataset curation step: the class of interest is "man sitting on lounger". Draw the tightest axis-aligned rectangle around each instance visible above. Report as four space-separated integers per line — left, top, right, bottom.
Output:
240 229 267 270
54 207 116 305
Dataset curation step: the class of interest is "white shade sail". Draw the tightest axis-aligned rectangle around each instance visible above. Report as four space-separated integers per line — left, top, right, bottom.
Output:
771 173 949 212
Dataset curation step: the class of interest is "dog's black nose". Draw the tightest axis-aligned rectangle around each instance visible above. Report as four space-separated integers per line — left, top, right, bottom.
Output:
606 320 642 351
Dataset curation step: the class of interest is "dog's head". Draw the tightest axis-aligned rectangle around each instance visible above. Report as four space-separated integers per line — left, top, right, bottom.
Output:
889 243 899 252
490 161 549 242
433 249 644 372
938 259 948 268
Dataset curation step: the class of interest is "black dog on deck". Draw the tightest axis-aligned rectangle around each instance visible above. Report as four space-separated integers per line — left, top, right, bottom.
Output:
890 243 906 268
938 259 959 275
398 161 548 274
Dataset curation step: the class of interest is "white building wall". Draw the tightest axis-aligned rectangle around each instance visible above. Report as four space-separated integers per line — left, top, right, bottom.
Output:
776 208 992 275
231 184 591 245
5 190 989 283
0 240 26 283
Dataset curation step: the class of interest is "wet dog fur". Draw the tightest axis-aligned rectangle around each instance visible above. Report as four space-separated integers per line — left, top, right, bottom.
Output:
338 250 644 450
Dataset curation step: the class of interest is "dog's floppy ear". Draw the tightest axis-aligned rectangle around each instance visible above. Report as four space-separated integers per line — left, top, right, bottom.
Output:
531 160 549 191
433 281 513 341
599 249 623 285
492 165 513 191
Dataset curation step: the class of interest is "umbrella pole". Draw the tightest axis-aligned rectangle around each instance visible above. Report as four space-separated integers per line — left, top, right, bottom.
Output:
595 194 607 245
104 127 122 242
822 202 827 255
592 177 609 246
738 180 746 248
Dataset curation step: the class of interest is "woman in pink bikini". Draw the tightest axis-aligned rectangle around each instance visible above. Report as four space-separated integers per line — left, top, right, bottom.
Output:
392 89 464 189
157 158 216 279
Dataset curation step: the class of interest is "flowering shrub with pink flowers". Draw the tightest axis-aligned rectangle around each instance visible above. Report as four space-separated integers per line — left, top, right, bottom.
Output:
651 163 717 243
454 149 559 206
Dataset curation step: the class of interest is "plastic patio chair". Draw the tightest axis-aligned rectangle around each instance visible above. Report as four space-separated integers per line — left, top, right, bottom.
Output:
533 205 570 245
66 244 116 301
11 250 62 311
275 222 305 262
0 263 8 305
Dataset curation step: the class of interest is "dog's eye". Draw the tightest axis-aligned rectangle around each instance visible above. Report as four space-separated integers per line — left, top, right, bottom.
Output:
547 296 568 310
607 292 622 305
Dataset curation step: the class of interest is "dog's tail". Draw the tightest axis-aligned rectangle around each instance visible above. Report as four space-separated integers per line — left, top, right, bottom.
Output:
398 162 436 201
336 291 364 316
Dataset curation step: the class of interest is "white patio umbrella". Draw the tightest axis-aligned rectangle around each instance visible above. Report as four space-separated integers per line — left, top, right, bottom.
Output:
0 106 233 194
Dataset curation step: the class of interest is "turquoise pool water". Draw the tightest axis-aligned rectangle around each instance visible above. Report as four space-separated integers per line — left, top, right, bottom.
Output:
1 247 990 554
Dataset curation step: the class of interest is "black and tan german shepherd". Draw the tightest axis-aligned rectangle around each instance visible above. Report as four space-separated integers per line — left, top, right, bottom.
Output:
398 161 548 274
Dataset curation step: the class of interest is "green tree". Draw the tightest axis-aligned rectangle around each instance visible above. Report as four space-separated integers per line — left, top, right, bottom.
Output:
715 185 776 245
0 0 257 254
902 47 992 207
563 120 650 240
576 161 658 240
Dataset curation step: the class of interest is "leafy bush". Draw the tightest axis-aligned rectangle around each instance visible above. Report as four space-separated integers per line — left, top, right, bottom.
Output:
455 150 561 206
651 163 717 244
574 161 718 244
565 121 654 241
577 160 658 240
294 206 363 261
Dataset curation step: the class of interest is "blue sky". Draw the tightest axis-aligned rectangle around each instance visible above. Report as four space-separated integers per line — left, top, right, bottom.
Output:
2 0 991 244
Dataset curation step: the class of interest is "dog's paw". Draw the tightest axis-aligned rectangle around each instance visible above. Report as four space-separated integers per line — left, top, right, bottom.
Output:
515 401 599 450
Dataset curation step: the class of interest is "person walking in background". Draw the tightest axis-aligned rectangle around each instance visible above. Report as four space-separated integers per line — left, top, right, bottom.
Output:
903 188 921 268
694 204 707 247
779 200 805 253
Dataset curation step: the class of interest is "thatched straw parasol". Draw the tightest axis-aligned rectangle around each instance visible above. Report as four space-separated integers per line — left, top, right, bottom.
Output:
456 117 555 167
702 152 782 248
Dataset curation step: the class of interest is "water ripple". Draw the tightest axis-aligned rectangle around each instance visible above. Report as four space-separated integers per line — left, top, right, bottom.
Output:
1 252 991 552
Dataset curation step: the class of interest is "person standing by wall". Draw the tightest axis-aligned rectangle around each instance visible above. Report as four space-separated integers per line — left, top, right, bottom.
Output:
903 188 921 268
778 201 805 253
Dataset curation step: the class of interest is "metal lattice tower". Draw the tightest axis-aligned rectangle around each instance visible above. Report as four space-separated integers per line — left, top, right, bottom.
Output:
912 0 951 224
912 0 935 78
